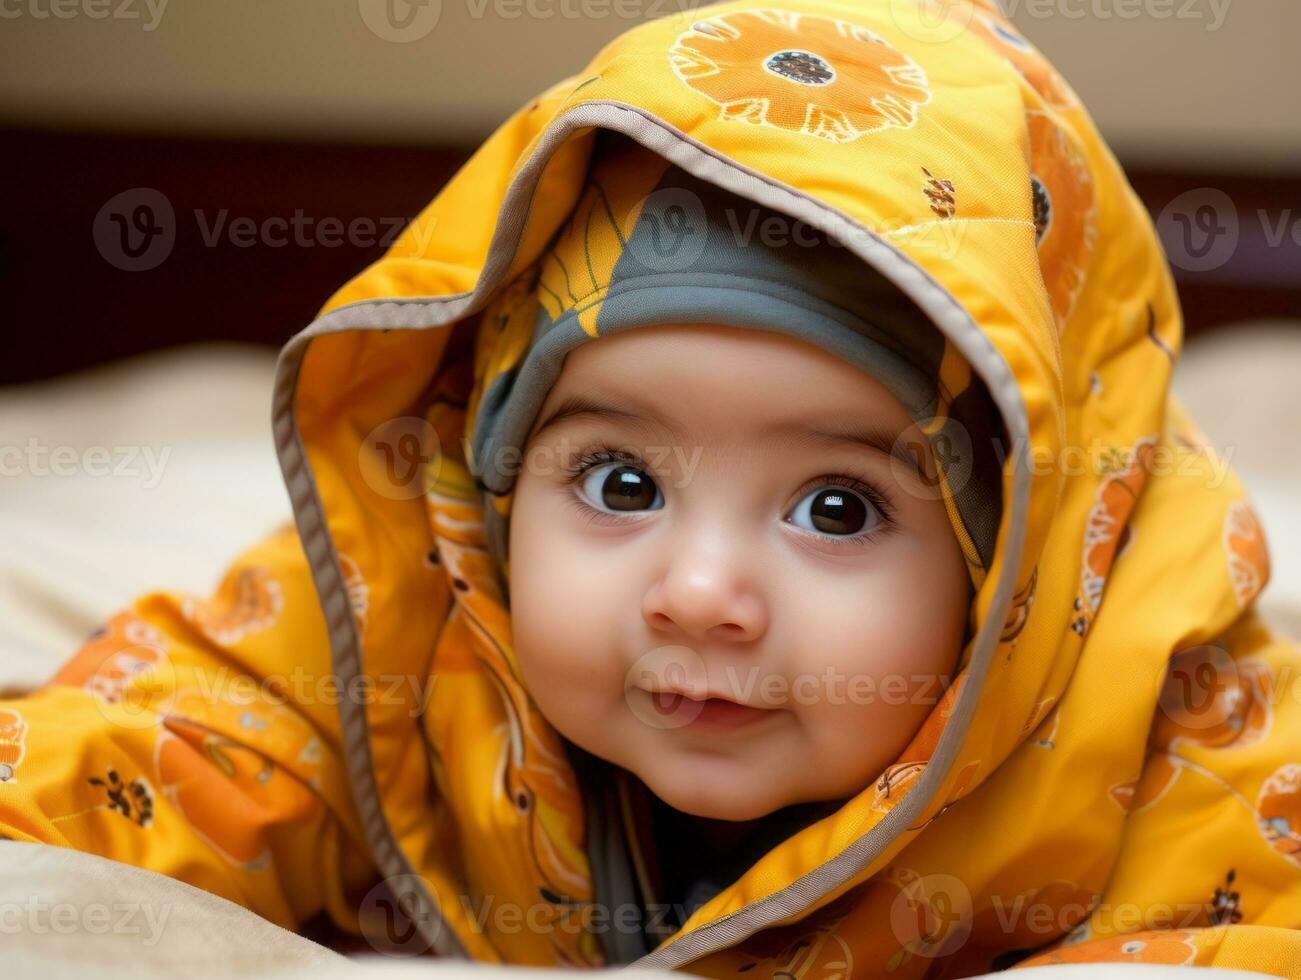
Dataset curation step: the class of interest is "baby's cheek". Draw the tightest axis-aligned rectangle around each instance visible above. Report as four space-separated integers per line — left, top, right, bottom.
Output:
807 558 963 687
512 592 599 693
508 560 629 753
512 614 609 754
791 560 965 776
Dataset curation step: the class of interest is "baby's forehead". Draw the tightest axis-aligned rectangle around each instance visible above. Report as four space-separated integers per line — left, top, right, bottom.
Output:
552 322 911 411
559 321 905 390
536 374 918 457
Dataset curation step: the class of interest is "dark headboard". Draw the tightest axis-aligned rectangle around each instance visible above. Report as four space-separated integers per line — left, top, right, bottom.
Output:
2 127 1296 385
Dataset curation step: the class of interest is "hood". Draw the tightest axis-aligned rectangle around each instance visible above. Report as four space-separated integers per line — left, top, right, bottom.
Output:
271 0 1275 972
467 130 1007 594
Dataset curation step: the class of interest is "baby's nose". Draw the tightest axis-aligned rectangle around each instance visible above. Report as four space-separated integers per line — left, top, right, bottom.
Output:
641 560 768 644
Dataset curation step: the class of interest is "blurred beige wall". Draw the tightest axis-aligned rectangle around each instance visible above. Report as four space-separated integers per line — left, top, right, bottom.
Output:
1 0 1297 170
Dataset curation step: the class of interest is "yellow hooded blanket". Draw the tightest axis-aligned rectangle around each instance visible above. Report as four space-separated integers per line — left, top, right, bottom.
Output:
2 0 1299 975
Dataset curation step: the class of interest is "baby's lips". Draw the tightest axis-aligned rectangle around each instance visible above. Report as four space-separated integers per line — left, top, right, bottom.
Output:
623 644 707 730
653 687 767 710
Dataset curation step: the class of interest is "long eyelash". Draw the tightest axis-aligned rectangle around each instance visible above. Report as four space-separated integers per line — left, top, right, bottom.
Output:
561 444 645 482
816 470 896 523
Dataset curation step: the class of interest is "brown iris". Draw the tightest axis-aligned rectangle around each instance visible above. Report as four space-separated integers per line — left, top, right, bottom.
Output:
600 465 658 512
807 487 868 535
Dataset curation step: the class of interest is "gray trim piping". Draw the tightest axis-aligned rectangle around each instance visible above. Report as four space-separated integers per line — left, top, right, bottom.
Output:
270 99 1030 971
271 341 470 960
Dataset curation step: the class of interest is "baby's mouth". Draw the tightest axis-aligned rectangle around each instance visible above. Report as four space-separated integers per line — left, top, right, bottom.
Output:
650 690 740 713
647 689 778 730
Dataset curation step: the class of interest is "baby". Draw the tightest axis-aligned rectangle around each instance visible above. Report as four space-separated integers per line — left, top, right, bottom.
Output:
472 137 993 949
2 0 1299 975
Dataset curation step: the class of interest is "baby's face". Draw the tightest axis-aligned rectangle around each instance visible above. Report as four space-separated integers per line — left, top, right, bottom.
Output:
508 324 970 821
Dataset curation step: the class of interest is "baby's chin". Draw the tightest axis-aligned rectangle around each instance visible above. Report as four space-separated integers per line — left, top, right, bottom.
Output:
628 750 803 822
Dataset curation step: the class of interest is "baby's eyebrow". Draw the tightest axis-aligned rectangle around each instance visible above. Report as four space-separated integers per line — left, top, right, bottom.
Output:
777 422 924 479
531 394 673 440
532 394 923 479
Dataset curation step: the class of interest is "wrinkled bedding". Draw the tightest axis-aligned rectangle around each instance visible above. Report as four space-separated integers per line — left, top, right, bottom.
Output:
0 841 1275 978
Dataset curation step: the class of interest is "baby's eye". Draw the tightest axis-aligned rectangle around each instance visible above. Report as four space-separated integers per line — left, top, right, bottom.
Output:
578 461 664 514
787 483 885 537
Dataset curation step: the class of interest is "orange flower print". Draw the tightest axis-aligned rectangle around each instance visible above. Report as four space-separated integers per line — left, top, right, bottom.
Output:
0 708 28 783
928 761 982 824
1223 499 1270 609
1257 763 1301 866
183 566 283 646
1017 929 1198 967
155 727 270 868
872 758 980 827
53 612 168 705
670 8 931 143
969 11 1080 111
154 718 317 870
1136 653 1278 814
1027 109 1097 334
732 890 857 977
1071 438 1155 638
164 688 326 790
